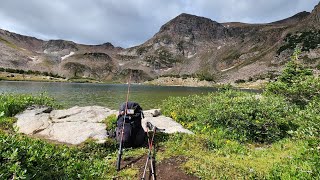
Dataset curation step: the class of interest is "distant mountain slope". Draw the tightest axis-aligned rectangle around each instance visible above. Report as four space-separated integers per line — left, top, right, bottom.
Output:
1 2 320 83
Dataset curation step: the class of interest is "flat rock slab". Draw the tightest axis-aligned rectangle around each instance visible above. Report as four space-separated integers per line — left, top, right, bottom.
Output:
142 110 193 134
15 106 193 145
15 106 117 145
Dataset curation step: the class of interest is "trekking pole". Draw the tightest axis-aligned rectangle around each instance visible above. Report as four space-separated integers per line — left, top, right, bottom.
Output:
141 122 165 180
141 126 156 180
117 70 132 171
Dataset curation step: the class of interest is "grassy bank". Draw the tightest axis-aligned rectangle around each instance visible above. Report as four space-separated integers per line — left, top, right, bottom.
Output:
159 90 319 179
0 71 122 84
0 72 67 82
157 54 319 179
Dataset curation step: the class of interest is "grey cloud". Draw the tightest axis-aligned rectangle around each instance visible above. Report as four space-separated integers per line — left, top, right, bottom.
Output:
0 0 318 48
187 0 319 23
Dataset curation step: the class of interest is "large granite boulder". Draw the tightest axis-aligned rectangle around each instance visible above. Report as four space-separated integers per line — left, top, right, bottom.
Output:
15 106 117 145
15 106 193 145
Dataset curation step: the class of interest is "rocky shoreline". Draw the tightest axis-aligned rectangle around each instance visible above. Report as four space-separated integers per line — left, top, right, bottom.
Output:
144 77 215 87
1 73 266 90
144 76 266 89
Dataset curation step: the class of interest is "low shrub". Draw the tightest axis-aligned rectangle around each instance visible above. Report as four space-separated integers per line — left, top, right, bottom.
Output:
293 97 320 139
0 93 58 117
196 72 215 81
277 30 320 54
0 117 16 131
234 79 246 83
0 132 117 179
161 91 298 143
102 114 117 131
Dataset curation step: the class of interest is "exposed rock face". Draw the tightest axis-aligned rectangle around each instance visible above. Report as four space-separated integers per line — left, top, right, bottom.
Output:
61 52 118 80
15 106 193 145
159 13 227 42
0 29 122 81
43 40 78 54
309 2 320 24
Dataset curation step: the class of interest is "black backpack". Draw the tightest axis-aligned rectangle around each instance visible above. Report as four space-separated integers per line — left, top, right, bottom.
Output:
116 102 146 147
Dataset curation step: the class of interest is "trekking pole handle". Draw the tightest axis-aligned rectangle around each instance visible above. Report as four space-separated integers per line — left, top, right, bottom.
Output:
146 122 165 132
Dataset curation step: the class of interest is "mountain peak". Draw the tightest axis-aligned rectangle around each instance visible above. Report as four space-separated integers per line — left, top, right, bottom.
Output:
303 2 320 27
270 11 310 25
158 13 226 41
175 13 202 18
100 42 114 48
310 2 320 21
163 13 220 27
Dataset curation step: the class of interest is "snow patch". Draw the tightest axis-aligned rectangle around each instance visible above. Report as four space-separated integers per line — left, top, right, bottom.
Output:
221 65 236 72
217 46 222 50
61 52 74 60
29 56 37 61
187 53 196 58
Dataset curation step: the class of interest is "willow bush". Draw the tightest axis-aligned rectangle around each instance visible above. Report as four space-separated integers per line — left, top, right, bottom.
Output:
0 93 58 117
161 91 298 143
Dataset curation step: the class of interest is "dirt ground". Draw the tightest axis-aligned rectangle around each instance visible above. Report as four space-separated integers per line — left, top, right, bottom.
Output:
120 155 199 180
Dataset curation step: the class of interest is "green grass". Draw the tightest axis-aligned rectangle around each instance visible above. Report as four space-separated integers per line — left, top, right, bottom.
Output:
0 37 18 49
156 90 319 179
0 132 118 179
158 134 315 179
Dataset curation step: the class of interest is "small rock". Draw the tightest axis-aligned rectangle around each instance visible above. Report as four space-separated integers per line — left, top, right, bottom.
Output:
151 109 161 117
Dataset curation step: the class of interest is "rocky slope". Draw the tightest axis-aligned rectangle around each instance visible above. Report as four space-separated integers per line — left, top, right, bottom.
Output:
1 2 320 83
0 29 124 81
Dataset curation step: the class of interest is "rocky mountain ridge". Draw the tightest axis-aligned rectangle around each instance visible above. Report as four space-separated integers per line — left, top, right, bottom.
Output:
1 2 320 83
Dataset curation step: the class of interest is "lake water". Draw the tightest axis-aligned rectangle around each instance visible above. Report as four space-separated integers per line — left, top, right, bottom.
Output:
0 81 229 109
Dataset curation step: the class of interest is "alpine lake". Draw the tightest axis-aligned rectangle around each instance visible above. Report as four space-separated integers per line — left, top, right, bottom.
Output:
0 81 260 110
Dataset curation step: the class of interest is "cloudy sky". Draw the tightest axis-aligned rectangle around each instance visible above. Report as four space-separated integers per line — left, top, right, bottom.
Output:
0 0 318 48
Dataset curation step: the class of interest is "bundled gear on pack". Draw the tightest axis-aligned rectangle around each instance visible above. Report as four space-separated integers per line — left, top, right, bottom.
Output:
116 101 146 147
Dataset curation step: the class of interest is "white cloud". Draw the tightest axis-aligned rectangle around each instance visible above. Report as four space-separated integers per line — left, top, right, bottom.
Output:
0 0 318 47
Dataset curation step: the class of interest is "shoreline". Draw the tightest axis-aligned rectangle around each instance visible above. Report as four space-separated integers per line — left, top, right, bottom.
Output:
1 72 265 90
